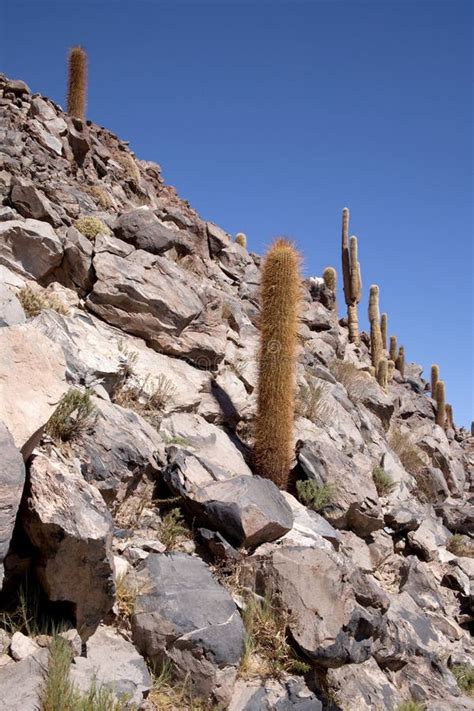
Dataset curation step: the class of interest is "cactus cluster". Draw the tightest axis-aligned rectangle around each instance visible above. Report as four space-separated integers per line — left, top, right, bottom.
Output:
254 238 301 489
341 208 362 343
67 46 88 121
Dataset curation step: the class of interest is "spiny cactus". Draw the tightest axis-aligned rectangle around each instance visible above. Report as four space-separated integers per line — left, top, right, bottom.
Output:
67 46 88 121
341 208 362 343
387 359 395 382
380 313 387 351
435 380 446 427
254 238 301 489
368 365 376 377
431 364 439 399
389 335 398 363
235 233 247 248
322 267 337 311
369 285 383 370
396 345 405 377
445 404 454 430
377 358 388 389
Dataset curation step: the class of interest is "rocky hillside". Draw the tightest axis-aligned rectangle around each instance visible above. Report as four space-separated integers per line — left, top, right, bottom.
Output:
0 73 473 711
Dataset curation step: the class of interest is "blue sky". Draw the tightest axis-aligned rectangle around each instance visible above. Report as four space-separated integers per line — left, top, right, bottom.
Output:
1 0 472 425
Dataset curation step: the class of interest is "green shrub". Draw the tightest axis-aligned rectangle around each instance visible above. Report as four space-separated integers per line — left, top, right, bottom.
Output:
74 216 112 240
296 480 334 512
395 702 425 711
45 389 96 443
451 663 474 696
372 466 396 496
158 508 191 550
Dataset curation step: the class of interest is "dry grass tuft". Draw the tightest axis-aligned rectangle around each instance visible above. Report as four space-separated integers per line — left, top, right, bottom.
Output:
388 427 426 476
83 184 113 210
451 663 474 697
149 660 214 710
113 373 175 429
372 466 396 496
446 534 474 558
18 286 69 318
45 389 96 443
296 378 334 423
75 216 112 240
159 508 192 550
330 359 371 401
113 151 141 184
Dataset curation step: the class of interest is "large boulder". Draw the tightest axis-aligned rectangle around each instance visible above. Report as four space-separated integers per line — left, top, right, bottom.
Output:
114 207 186 254
165 460 293 547
10 183 59 225
0 219 63 280
0 324 68 458
0 647 49 711
132 553 245 706
229 677 322 711
326 658 402 711
0 423 25 587
22 454 115 640
0 283 25 327
70 625 152 705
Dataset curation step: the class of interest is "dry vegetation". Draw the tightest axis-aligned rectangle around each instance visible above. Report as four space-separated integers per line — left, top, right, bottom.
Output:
148 661 216 710
296 378 334 423
45 389 96 443
446 534 474 558
74 215 112 239
113 151 141 184
329 359 371 401
388 427 426 475
372 466 396 496
296 479 334 512
83 184 113 209
18 286 69 318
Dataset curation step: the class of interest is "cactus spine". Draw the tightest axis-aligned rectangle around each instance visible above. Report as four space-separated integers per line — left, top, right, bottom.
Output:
435 380 446 427
235 233 247 248
369 285 383 371
67 46 88 121
389 335 398 363
446 404 454 431
323 267 337 311
377 358 388 389
341 208 362 343
396 346 405 377
254 238 301 489
380 313 387 352
431 364 439 399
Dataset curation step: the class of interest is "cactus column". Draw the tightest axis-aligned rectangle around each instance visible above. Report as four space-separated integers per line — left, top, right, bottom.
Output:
67 46 88 121
323 266 337 311
431 364 439 400
369 285 383 371
341 208 362 343
380 313 388 351
435 380 446 427
254 238 301 489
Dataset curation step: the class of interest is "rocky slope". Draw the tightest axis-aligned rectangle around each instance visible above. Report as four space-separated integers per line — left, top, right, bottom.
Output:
0 73 473 711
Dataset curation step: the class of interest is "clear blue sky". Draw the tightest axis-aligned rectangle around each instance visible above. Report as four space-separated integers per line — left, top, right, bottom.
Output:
1 1 473 426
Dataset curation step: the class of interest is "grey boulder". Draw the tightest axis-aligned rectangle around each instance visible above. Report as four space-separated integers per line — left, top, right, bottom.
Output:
0 283 25 327
0 219 63 281
0 423 25 587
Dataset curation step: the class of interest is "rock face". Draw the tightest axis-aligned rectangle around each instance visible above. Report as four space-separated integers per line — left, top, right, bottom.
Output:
132 553 245 706
0 72 472 711
22 454 115 639
0 324 68 458
0 423 25 587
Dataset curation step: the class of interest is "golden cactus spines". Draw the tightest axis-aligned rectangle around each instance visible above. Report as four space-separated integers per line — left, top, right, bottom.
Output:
254 238 301 489
323 266 337 292
377 358 388 389
431 364 439 399
368 284 380 323
389 335 398 363
380 313 387 351
235 233 247 248
369 285 383 369
396 346 405 377
435 380 446 427
445 404 454 430
67 46 88 121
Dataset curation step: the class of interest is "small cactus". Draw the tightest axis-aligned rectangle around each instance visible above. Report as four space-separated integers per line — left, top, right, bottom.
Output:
380 313 387 351
389 335 398 362
387 359 395 382
396 345 405 377
445 403 454 431
235 233 247 248
254 238 301 489
323 267 337 311
67 46 88 121
341 208 362 343
431 364 439 399
435 380 446 427
369 285 383 370
377 358 388 389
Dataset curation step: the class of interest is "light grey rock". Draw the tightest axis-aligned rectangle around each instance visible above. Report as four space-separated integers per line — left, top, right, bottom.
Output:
60 226 94 293
229 676 322 711
5 79 30 95
0 423 25 586
326 657 402 711
0 648 48 711
0 218 63 281
10 183 59 225
22 454 115 640
0 283 25 326
9 632 40 661
132 553 245 706
207 221 232 256
407 517 451 562
280 491 341 550
0 324 68 458
70 625 151 705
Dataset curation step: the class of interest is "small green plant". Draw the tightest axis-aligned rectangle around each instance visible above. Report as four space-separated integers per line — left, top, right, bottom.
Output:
159 508 191 550
240 594 310 679
45 389 96 443
18 286 69 318
149 660 212 710
74 216 112 240
451 663 474 696
161 435 190 447
395 702 425 711
372 466 396 496
446 534 474 558
296 480 334 512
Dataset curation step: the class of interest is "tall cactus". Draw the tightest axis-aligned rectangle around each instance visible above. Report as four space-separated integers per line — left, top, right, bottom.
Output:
389 335 398 363
67 46 88 121
323 267 337 311
387 359 395 382
435 380 446 427
341 208 362 343
445 404 454 431
377 358 388 389
369 285 383 371
431 364 439 400
380 313 388 351
396 345 405 377
254 238 301 489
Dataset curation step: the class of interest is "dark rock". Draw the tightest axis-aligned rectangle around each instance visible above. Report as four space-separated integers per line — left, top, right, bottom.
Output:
114 207 183 254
